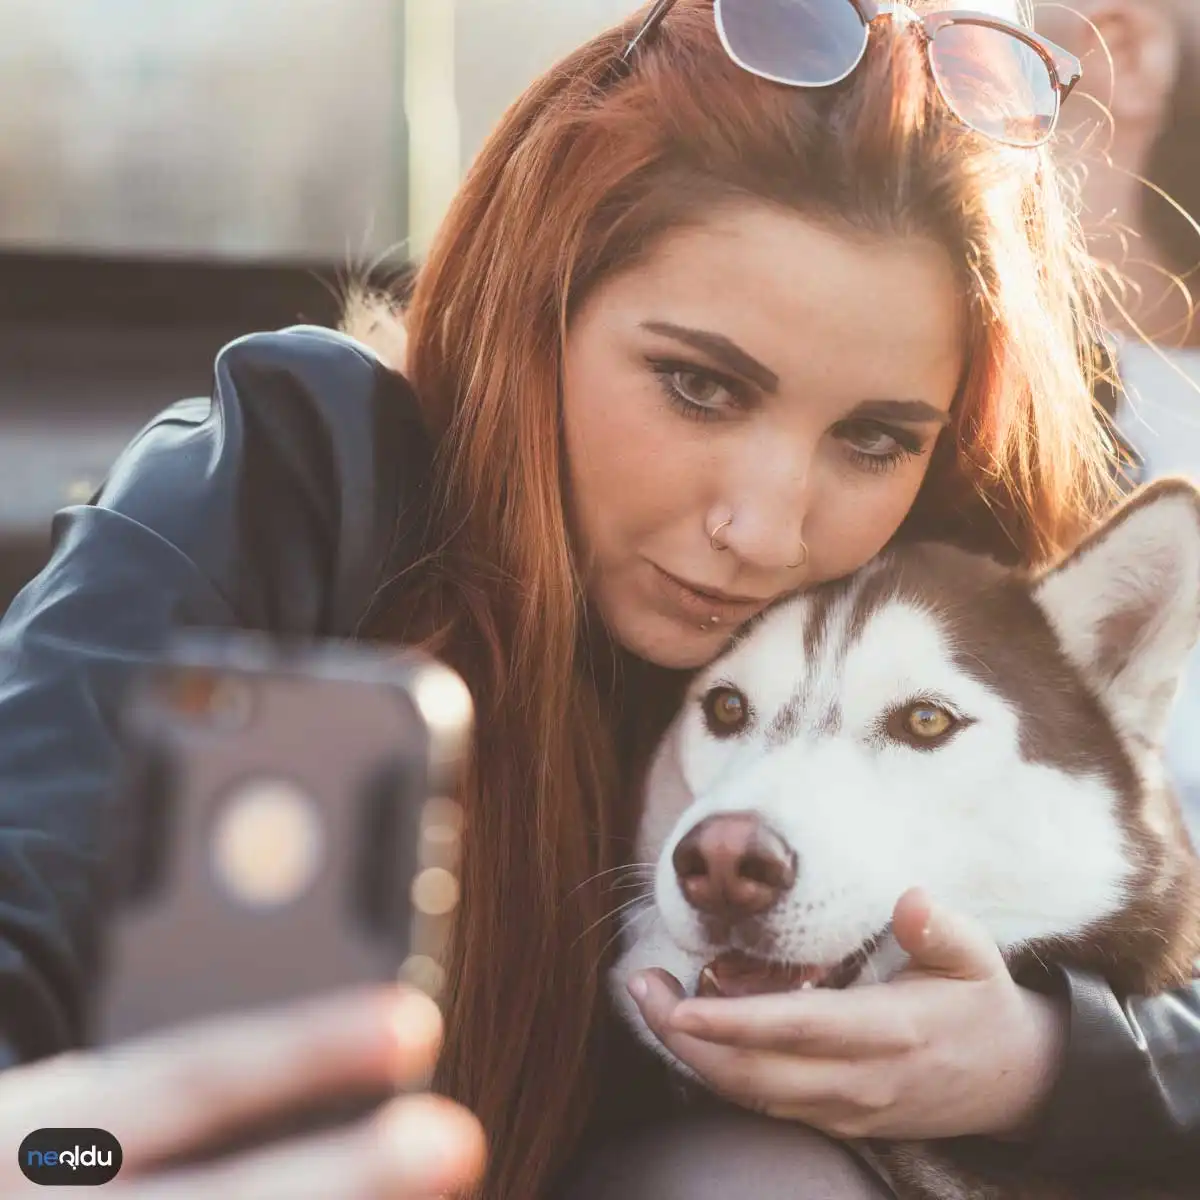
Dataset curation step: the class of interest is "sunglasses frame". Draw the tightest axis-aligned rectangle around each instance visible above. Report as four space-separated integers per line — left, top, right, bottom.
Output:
620 0 1083 147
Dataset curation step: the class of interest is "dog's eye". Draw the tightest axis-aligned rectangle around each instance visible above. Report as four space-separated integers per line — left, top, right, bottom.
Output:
703 686 750 736
908 704 952 738
887 701 959 749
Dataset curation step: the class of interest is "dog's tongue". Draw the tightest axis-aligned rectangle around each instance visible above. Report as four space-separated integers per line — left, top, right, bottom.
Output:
696 950 830 997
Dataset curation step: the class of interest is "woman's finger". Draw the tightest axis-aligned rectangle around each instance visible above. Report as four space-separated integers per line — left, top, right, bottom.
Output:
633 971 860 1100
10 986 443 1172
104 1094 486 1200
664 984 921 1057
663 1032 856 1114
891 888 1008 982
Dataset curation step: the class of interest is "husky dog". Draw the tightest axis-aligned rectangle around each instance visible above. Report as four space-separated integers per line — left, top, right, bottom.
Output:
611 479 1200 1200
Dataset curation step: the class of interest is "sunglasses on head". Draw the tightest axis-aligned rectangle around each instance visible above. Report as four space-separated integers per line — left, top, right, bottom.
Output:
620 0 1082 149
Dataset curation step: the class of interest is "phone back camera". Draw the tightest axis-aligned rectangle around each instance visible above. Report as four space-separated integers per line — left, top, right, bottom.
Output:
209 779 325 908
162 668 255 732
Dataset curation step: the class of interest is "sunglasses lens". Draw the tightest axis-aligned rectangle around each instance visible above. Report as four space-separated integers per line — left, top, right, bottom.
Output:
717 0 869 86
928 22 1058 147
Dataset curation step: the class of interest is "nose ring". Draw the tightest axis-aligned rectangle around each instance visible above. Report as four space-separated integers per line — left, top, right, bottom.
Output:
788 540 809 571
709 518 733 552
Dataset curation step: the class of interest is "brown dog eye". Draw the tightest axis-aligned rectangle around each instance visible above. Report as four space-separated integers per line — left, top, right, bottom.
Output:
703 686 750 737
886 701 960 749
908 704 952 738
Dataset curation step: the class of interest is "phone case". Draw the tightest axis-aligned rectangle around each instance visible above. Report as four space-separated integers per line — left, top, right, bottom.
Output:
89 630 472 1047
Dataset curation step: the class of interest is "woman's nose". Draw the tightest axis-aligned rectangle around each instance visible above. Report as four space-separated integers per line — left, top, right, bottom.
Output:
720 446 811 571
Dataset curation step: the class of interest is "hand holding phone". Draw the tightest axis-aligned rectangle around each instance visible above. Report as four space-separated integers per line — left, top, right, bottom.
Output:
7 985 486 1199
86 631 473 1166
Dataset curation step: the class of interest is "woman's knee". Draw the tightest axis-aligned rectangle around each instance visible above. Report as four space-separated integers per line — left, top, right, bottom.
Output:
557 1105 893 1200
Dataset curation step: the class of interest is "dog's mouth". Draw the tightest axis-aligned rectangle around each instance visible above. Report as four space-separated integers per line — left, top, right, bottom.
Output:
695 937 882 998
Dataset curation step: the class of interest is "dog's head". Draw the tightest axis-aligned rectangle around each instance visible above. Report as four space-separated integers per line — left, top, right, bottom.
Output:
612 480 1200 1057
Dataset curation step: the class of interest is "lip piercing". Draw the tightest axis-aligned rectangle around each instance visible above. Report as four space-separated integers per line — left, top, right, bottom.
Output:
709 518 733 551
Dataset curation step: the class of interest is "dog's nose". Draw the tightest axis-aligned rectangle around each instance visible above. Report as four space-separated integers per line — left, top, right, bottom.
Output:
672 813 797 917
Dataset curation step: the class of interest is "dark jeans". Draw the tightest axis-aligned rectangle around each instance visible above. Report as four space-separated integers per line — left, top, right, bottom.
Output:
555 1106 895 1199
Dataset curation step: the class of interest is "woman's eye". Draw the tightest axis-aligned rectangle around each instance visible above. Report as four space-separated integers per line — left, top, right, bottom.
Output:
842 421 902 456
648 358 744 421
670 369 727 409
834 418 926 473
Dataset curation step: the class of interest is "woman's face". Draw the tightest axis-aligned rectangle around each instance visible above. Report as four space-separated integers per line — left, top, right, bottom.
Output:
562 202 965 670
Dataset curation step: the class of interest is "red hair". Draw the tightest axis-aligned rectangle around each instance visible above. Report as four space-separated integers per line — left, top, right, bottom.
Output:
353 2 1116 1194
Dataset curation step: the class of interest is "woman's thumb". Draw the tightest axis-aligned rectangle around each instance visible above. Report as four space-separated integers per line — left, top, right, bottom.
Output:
892 887 1007 980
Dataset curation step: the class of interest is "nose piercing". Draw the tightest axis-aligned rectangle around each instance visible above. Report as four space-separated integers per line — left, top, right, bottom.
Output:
709 518 733 552
788 540 809 571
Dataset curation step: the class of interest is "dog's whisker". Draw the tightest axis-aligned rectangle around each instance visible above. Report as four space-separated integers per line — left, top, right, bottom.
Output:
589 902 658 977
603 867 657 885
595 872 657 899
609 889 653 915
606 877 657 893
565 863 657 901
572 891 654 951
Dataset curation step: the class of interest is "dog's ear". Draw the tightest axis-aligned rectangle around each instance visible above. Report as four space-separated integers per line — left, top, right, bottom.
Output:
1033 479 1200 741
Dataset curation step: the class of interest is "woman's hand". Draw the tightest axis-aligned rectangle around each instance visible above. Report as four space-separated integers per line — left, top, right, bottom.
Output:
0 986 486 1199
629 888 1068 1142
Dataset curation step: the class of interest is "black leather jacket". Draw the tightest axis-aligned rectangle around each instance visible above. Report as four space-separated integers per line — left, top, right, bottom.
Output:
0 325 1197 1180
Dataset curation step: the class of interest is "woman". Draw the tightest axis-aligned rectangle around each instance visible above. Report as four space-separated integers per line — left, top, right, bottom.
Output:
1 1 1198 1197
1036 0 1200 350
1038 0 1200 843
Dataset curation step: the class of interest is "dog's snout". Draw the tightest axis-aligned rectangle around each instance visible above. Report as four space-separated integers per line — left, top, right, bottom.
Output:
672 813 797 917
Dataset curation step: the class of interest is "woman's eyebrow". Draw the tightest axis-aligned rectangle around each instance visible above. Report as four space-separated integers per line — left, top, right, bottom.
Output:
850 399 952 425
640 321 779 393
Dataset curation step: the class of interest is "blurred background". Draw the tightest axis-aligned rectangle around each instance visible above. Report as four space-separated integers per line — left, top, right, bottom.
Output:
0 0 631 610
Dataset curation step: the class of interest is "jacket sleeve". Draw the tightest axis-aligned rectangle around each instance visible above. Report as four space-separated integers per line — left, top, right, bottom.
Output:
0 325 429 1064
1028 965 1200 1176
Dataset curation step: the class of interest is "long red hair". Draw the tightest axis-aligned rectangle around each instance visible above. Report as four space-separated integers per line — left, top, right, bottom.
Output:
352 2 1117 1194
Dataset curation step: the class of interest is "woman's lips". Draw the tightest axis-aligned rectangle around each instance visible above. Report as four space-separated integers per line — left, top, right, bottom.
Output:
650 565 767 625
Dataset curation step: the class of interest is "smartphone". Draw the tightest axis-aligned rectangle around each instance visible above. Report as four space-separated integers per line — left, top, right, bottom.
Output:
87 630 472 1159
